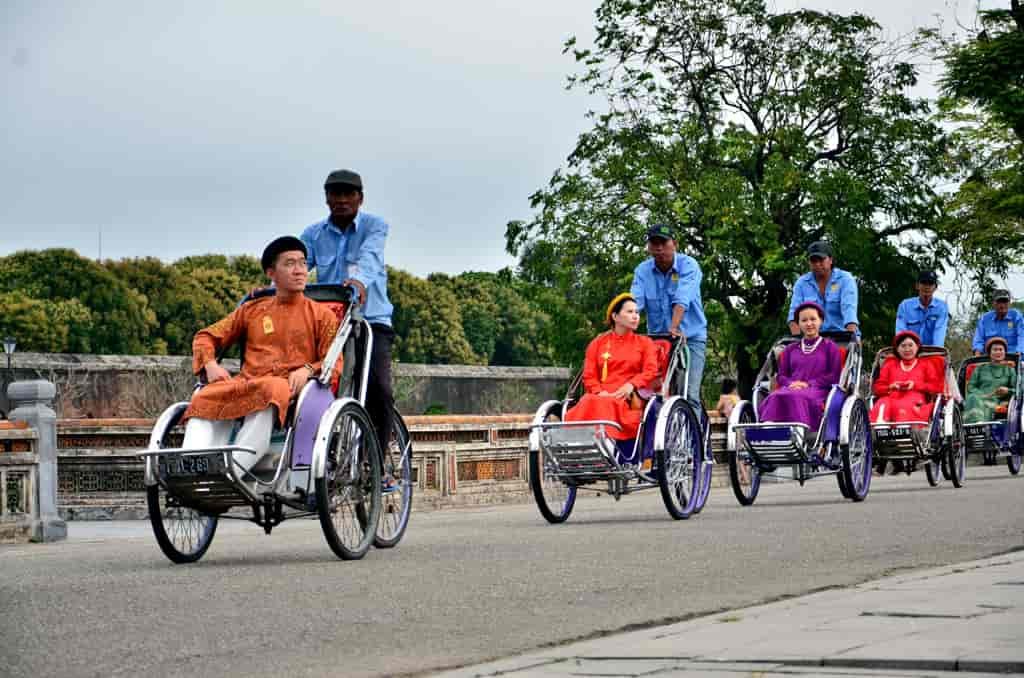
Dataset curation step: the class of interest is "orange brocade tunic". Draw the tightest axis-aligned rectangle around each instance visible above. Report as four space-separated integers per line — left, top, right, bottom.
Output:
183 294 341 427
565 331 659 440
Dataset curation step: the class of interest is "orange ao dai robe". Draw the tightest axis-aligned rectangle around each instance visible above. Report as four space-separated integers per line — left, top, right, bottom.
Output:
565 331 659 440
183 295 341 427
870 357 944 424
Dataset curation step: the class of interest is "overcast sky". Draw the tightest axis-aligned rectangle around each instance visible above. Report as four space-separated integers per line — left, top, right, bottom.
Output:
1 0 1016 299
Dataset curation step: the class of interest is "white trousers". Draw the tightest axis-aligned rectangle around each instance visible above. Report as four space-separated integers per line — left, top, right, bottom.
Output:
182 408 275 478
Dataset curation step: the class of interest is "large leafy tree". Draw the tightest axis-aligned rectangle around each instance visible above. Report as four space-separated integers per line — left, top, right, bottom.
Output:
507 0 952 393
928 0 1024 300
428 270 559 366
0 249 156 354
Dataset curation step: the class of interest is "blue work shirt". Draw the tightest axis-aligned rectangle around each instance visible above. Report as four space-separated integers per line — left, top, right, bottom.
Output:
630 254 707 341
972 308 1024 354
300 211 394 326
895 296 949 346
788 267 859 332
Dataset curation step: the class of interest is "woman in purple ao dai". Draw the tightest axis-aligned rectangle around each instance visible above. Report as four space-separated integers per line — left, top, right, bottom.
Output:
759 301 843 432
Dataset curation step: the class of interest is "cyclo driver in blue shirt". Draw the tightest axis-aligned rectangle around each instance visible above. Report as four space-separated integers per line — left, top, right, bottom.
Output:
787 241 859 336
972 288 1023 356
895 270 949 346
630 223 708 412
300 169 396 452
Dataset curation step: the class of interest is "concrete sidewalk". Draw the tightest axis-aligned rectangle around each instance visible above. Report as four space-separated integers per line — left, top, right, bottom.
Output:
439 551 1024 677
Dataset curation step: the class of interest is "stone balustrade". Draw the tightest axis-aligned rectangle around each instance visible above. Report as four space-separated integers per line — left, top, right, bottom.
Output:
2 381 67 542
55 413 728 520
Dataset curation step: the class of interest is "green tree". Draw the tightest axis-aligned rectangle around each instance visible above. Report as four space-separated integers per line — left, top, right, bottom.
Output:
106 257 227 354
388 267 480 364
0 293 94 353
507 0 953 393
926 1 1024 296
428 270 559 366
0 249 156 354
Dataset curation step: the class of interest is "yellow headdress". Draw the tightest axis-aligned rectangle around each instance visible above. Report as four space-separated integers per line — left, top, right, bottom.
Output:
605 292 635 326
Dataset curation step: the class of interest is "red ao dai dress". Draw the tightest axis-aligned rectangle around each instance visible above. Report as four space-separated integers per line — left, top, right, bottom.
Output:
870 357 944 424
565 331 659 440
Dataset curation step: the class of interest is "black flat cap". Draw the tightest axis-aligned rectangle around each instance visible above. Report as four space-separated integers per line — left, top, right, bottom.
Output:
646 223 675 241
918 270 939 285
324 169 363 190
807 241 833 258
261 236 307 271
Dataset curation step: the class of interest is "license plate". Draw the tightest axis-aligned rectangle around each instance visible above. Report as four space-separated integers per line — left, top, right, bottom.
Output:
879 426 911 439
159 454 224 477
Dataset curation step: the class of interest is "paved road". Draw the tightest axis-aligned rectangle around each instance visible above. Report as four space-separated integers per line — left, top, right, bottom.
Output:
2 467 1022 678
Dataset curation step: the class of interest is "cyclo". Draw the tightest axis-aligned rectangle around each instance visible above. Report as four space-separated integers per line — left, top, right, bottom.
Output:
726 331 872 505
139 284 413 563
528 335 712 522
867 345 966 487
956 352 1024 475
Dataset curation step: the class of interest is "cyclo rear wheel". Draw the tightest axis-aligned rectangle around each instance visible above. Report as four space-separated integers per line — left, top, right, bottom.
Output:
840 399 872 502
655 397 702 520
374 407 413 548
317 401 382 560
947 406 967 488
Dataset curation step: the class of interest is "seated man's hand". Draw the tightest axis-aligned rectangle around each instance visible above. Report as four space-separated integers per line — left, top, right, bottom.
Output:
343 278 367 306
288 366 312 397
204 361 231 384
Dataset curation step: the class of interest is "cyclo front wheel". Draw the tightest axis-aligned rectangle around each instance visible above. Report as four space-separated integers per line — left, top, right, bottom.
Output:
374 407 413 548
840 399 872 502
147 484 218 564
317 401 382 560
728 404 761 506
529 402 577 524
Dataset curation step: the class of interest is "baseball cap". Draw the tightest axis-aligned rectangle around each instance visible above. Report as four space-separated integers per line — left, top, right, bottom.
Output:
646 223 675 241
917 271 939 285
324 169 363 190
806 241 833 258
994 288 1012 302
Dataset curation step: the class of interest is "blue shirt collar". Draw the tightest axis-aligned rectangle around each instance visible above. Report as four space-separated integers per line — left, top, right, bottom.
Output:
327 211 362 233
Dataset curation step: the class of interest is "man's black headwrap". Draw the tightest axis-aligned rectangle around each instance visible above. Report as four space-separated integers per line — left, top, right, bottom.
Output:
261 236 307 272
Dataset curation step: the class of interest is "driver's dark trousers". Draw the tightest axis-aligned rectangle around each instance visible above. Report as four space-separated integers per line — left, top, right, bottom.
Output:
367 324 396 453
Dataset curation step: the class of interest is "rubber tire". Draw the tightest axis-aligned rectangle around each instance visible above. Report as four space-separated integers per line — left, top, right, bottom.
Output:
692 411 713 514
146 484 218 564
317 402 383 560
728 406 761 506
840 399 872 502
656 399 702 520
948 407 967 488
528 403 577 524
924 456 943 487
373 407 413 548
1008 450 1022 475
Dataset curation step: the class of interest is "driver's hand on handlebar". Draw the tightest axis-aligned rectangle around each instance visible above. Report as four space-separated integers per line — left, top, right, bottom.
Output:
670 327 684 342
204 360 231 384
343 278 367 306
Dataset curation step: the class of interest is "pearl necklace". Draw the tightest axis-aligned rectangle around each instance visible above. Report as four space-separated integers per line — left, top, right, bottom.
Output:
899 359 918 372
800 336 823 354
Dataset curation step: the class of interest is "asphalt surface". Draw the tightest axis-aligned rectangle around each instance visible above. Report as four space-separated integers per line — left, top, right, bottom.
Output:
2 466 1022 678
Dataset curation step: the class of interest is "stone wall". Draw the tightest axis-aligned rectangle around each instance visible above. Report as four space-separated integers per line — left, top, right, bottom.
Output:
2 352 573 418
